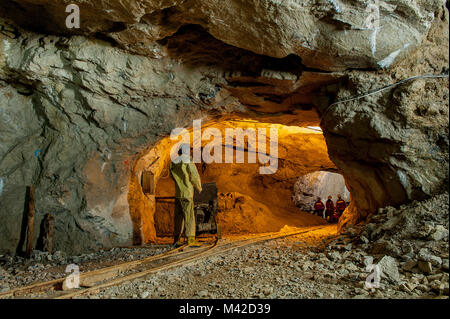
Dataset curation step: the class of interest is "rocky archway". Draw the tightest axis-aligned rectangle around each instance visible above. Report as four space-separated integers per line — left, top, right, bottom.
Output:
129 118 338 243
0 2 448 255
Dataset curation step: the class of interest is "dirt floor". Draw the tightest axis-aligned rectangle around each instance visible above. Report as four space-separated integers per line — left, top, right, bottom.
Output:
1 192 448 300
0 246 170 291
52 224 447 299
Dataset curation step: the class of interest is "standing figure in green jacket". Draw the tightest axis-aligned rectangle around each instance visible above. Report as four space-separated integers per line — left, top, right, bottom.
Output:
170 144 203 247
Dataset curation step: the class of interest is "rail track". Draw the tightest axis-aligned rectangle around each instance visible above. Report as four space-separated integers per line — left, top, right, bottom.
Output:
0 226 326 299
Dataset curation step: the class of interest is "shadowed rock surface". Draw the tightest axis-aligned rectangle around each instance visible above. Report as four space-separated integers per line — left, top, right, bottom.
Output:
1 0 445 70
0 1 448 254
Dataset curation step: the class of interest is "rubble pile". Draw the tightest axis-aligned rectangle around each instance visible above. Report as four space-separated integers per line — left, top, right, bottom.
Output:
77 193 450 299
1 194 448 299
325 192 449 297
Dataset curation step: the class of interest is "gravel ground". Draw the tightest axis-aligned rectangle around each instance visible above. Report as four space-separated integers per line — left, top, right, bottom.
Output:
1 193 448 299
87 193 450 300
87 227 449 299
0 246 170 292
92 228 359 299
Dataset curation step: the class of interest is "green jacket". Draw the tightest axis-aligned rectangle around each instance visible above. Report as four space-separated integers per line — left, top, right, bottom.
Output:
170 157 202 199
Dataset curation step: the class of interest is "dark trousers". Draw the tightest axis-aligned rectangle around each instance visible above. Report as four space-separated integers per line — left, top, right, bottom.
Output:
314 209 325 218
325 210 334 221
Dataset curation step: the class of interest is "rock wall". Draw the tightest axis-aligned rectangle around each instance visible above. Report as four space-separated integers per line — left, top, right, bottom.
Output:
0 24 235 254
0 20 331 254
0 1 448 254
1 0 444 70
317 7 449 229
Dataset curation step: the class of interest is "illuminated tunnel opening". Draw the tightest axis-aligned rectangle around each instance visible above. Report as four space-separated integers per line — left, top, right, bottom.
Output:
129 118 349 244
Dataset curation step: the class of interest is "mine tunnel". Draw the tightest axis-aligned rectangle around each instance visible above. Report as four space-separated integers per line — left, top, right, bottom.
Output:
0 0 448 301
129 118 348 244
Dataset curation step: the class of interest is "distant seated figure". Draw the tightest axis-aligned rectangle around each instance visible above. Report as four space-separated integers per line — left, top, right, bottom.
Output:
313 197 325 218
331 208 340 223
325 196 335 222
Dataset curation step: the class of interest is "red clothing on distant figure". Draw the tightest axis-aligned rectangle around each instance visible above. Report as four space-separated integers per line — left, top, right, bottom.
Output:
326 199 335 211
314 200 325 211
336 199 347 211
331 208 340 223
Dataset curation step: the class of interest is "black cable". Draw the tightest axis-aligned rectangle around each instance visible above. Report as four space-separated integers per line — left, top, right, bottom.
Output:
320 73 449 123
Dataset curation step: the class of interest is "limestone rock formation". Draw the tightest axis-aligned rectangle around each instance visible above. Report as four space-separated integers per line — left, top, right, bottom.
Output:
317 8 449 228
0 1 448 255
0 20 329 253
1 0 445 71
0 26 227 254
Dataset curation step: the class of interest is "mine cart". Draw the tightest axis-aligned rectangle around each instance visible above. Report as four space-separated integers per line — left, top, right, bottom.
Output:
153 181 221 239
193 182 220 237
